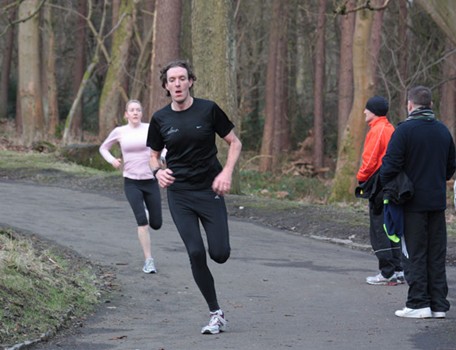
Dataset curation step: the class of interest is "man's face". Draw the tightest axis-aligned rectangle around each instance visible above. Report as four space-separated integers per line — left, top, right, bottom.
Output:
165 67 193 104
364 108 376 123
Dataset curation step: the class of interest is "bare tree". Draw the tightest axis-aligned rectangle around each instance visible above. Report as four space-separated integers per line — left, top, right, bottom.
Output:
330 4 375 202
415 0 456 45
129 1 154 113
17 0 45 146
259 0 289 172
337 0 355 149
313 0 327 169
61 0 110 144
69 0 87 140
149 0 181 117
192 0 241 193
98 0 135 140
440 39 456 138
41 1 59 137
0 0 16 120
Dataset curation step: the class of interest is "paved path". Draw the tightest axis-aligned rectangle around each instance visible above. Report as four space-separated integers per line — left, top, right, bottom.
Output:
1 181 456 350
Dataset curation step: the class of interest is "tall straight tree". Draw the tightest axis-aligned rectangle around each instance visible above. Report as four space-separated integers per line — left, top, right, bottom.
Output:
0 1 16 120
191 0 241 193
440 39 456 138
259 0 289 172
98 0 135 140
149 0 181 117
17 0 45 146
41 1 59 137
130 0 154 112
313 0 327 169
70 0 87 140
337 0 355 149
330 5 375 202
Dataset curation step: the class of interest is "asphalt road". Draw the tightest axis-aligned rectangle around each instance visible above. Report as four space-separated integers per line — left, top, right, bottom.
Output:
1 181 456 350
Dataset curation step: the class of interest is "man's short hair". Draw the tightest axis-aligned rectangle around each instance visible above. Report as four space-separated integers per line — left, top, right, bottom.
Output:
408 86 432 108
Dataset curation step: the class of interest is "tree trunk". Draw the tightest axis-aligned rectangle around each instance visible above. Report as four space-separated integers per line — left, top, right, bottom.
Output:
313 0 327 169
191 0 241 193
0 1 16 120
62 0 109 145
337 0 355 150
330 6 374 202
17 0 45 146
70 0 87 140
41 1 59 137
369 2 385 87
149 0 181 117
259 0 288 172
440 39 456 138
415 0 456 46
396 0 408 120
130 1 154 113
98 0 135 140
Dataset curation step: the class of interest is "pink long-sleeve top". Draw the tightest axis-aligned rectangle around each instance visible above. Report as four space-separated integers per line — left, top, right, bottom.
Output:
99 123 154 180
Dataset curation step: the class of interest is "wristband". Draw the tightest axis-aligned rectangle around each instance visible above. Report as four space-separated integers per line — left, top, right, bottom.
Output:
152 168 161 177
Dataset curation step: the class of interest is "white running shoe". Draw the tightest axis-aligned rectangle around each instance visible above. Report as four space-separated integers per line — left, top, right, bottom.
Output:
201 309 227 334
395 307 432 318
366 273 397 285
431 311 446 318
395 271 406 284
142 258 156 274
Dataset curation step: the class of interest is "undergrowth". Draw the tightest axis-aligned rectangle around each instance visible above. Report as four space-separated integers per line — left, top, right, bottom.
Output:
0 228 102 347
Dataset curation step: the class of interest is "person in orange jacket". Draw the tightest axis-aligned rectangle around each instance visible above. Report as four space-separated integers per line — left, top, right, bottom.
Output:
357 95 403 285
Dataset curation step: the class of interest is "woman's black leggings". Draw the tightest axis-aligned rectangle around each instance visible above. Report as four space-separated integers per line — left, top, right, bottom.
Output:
124 177 162 229
167 188 230 311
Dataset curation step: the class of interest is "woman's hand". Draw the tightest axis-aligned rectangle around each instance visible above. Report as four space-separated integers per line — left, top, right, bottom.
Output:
112 158 122 169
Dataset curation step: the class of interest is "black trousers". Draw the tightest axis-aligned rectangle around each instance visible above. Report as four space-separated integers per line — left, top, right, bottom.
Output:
369 203 402 278
167 188 230 312
124 177 162 229
403 211 449 312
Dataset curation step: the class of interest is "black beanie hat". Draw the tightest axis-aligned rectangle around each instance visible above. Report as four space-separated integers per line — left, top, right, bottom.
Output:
365 95 389 116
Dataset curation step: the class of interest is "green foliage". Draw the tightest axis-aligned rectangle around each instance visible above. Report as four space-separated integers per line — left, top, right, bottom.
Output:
241 170 330 202
0 229 101 347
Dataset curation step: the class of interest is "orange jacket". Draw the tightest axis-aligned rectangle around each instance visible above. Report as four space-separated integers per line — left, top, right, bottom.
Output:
356 116 395 182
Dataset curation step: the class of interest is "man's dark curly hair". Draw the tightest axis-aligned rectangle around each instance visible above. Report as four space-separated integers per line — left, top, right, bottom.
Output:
160 59 197 97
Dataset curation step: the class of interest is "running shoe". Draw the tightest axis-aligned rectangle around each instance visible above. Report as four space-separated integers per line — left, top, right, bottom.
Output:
395 307 432 318
431 311 446 319
395 271 406 284
201 309 227 334
366 272 397 285
142 258 156 274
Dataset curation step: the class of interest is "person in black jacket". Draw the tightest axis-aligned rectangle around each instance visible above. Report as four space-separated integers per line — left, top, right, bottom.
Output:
380 86 456 319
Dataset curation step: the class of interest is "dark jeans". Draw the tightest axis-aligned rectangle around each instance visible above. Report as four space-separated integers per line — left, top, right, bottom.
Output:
167 188 230 311
124 177 162 229
369 203 402 278
403 211 449 312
